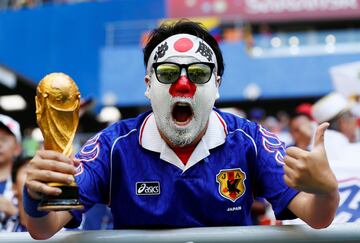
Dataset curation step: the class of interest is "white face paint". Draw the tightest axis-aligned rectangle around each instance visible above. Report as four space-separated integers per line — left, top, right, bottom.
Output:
146 56 219 147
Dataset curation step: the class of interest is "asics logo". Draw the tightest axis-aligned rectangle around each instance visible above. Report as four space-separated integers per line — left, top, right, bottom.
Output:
136 182 160 195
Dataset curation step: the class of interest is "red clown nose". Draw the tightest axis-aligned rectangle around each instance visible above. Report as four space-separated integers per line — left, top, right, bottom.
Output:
169 76 196 98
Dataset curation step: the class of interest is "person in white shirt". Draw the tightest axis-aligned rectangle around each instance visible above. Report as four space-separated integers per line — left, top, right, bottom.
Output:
0 114 22 231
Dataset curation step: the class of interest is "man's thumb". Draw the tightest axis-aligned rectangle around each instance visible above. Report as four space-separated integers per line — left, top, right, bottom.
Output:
314 122 329 148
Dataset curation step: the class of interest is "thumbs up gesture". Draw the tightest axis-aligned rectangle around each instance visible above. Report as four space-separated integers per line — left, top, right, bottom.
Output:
284 123 338 194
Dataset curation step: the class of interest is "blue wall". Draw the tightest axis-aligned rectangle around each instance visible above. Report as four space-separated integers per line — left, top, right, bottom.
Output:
0 0 165 101
100 46 146 106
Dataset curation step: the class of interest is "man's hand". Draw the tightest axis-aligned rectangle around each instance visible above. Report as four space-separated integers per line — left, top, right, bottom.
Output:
285 123 339 228
25 150 79 200
284 123 338 194
24 150 77 240
0 196 18 217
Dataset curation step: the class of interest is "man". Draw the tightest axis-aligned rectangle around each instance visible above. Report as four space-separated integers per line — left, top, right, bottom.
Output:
0 114 22 231
313 92 359 143
2 156 30 232
24 20 339 240
288 111 314 150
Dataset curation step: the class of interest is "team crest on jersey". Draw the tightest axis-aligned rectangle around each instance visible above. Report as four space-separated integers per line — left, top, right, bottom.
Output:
216 168 246 202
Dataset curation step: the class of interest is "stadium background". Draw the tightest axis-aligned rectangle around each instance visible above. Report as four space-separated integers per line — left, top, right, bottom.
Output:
0 0 360 140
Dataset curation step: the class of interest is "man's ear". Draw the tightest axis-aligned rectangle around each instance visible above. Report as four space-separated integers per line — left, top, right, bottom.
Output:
144 75 151 99
215 76 221 100
216 76 221 87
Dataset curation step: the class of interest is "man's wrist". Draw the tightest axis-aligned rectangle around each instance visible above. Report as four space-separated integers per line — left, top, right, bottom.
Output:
322 172 339 195
23 187 49 218
320 187 339 199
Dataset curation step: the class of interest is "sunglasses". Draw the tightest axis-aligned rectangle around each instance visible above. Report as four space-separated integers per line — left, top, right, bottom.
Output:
152 62 215 84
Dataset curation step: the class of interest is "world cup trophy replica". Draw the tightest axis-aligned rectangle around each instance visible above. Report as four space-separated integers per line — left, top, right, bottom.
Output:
35 73 84 211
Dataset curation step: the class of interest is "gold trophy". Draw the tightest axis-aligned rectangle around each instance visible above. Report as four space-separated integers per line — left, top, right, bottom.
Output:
35 73 84 211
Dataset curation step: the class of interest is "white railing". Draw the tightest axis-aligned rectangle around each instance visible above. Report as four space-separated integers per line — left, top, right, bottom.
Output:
1 223 360 242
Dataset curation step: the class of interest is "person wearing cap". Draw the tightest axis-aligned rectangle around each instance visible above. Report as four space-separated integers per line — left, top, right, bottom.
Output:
287 94 358 156
312 92 359 143
24 20 339 240
0 114 22 231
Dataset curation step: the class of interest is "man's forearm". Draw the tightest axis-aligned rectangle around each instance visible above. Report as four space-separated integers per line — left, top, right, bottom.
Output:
288 190 339 229
26 211 72 240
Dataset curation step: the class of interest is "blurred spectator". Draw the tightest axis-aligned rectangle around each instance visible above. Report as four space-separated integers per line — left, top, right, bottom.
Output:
288 111 314 150
249 107 265 124
22 128 40 158
257 23 272 48
350 95 360 118
52 0 92 3
223 27 243 43
219 107 246 118
263 116 279 132
312 92 359 143
0 0 92 10
11 0 42 8
0 114 22 232
276 110 290 130
263 116 292 146
243 24 254 51
286 92 360 160
295 103 313 119
4 157 31 232
0 0 11 9
250 198 267 225
81 204 113 230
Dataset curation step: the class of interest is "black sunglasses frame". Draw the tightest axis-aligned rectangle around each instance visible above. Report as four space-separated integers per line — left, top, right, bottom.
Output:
152 62 216 84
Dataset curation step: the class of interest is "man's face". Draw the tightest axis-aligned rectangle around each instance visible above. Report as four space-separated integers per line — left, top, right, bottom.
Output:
338 112 358 143
0 129 20 165
289 115 312 149
146 56 220 147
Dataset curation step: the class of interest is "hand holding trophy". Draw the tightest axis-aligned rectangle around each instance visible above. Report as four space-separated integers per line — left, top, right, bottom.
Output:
35 73 84 211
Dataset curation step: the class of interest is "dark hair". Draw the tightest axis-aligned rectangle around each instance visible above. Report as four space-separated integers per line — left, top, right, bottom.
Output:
11 156 31 184
143 20 224 77
289 111 312 121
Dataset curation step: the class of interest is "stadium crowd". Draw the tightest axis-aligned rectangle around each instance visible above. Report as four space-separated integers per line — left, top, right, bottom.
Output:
0 0 92 9
1 90 359 232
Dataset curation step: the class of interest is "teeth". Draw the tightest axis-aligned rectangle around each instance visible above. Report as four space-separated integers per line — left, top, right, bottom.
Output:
176 102 189 106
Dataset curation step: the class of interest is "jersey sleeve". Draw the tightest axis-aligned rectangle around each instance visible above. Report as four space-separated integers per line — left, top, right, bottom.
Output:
253 124 299 220
66 132 112 228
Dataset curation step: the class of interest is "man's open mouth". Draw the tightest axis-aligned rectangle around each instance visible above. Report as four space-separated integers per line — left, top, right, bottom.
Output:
172 102 194 126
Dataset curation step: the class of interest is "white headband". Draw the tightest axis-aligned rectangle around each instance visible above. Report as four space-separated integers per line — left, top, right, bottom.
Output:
147 33 217 73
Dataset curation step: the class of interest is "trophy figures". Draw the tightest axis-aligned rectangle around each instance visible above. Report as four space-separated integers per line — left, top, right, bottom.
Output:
35 73 84 211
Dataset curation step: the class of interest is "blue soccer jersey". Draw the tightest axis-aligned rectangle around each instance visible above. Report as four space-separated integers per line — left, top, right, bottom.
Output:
69 108 298 229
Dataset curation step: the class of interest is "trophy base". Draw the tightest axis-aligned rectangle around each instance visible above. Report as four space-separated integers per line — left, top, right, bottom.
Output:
37 184 84 212
38 199 84 211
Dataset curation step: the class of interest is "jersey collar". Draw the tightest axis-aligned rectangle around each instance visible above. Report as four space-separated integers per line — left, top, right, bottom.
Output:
139 110 227 172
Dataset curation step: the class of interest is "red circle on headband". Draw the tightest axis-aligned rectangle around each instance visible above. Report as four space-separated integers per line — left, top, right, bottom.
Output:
174 38 193 52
